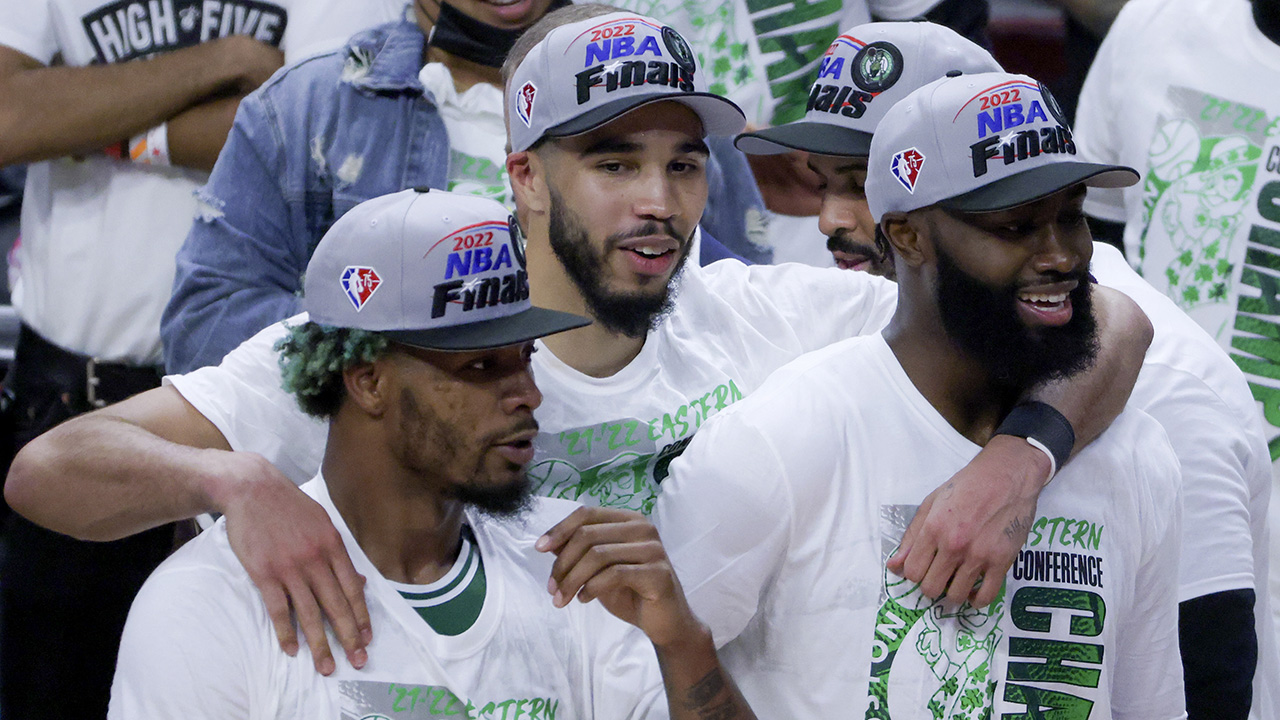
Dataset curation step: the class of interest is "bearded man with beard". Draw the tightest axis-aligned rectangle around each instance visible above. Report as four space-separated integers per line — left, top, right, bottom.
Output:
652 73 1187 719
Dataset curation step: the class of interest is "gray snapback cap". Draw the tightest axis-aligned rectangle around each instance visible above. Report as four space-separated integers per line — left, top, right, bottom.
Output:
865 71 1138 220
304 188 589 350
507 12 746 152
735 20 1001 158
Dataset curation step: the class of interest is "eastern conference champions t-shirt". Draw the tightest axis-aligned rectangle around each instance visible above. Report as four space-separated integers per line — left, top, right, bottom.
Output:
0 0 375 363
654 334 1186 719
168 256 898 508
110 481 666 719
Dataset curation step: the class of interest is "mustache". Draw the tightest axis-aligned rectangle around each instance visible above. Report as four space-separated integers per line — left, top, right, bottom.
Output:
609 220 687 247
488 416 540 445
1016 268 1092 293
826 231 877 258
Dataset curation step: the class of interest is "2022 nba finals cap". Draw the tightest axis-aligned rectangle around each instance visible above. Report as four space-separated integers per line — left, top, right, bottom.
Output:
303 188 589 350
734 20 1001 158
507 11 746 152
865 71 1139 220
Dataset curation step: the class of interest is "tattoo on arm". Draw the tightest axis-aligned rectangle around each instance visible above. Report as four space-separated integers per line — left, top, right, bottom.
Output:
685 669 725 707
684 669 738 719
695 699 739 720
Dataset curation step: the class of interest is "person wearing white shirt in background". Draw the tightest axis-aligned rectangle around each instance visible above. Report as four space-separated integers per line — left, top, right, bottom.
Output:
1073 0 1280 710
0 0 389 714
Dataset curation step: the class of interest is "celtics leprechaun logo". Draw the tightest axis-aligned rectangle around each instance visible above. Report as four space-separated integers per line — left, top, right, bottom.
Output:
853 42 903 93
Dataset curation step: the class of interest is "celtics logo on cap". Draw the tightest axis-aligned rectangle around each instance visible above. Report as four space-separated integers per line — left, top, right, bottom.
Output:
852 42 903 93
661 26 696 75
508 215 527 270
1037 81 1069 128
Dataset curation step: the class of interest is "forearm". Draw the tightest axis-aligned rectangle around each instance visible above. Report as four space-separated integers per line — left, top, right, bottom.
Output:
3 388 235 540
1180 589 1257 720
0 38 264 167
166 95 244 172
1025 284 1151 456
656 626 756 720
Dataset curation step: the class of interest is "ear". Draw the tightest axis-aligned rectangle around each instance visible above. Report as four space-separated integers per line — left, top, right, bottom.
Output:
507 149 550 216
343 359 390 417
883 213 929 268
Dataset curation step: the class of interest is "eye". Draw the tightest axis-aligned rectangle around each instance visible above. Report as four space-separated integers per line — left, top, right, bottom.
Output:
467 357 494 372
599 160 626 173
1060 208 1088 227
670 158 704 174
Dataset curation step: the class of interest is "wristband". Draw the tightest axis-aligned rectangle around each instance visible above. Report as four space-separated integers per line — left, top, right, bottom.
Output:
995 401 1074 483
126 123 170 167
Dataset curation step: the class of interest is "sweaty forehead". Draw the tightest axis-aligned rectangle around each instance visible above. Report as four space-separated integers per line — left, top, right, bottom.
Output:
554 101 707 154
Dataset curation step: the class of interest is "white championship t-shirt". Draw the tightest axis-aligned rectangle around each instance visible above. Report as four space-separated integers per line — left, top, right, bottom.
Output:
167 255 898 509
1073 0 1280 677
653 333 1187 720
109 479 666 719
1092 242 1279 716
419 61 513 210
0 0 396 363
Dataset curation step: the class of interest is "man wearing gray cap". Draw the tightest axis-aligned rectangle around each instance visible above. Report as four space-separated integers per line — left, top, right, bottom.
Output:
8 4 1144 683
655 72 1185 718
735 20 1002 276
108 187 757 719
739 20 1278 718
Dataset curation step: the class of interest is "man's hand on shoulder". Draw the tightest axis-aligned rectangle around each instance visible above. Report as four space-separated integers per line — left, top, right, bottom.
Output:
887 434 1050 607
213 455 371 676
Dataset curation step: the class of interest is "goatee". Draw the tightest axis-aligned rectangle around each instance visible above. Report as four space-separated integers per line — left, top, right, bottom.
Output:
547 187 690 338
935 246 1099 390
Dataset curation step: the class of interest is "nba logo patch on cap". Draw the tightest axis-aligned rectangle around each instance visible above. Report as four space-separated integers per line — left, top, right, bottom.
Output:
891 148 925 193
341 266 381 311
517 82 537 128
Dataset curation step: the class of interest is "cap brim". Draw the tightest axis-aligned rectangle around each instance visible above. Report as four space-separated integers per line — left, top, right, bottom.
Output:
734 122 874 157
938 162 1139 213
384 306 590 352
547 93 746 139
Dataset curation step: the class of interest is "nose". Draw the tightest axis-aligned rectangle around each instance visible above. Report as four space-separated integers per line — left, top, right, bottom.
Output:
632 166 678 221
818 194 863 241
502 365 543 415
1031 221 1085 276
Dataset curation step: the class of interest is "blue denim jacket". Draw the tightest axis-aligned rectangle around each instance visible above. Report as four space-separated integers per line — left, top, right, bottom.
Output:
161 19 771 373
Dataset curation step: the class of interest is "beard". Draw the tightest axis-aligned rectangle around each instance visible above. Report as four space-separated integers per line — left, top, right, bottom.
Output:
547 187 691 338
397 389 534 519
935 246 1098 390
